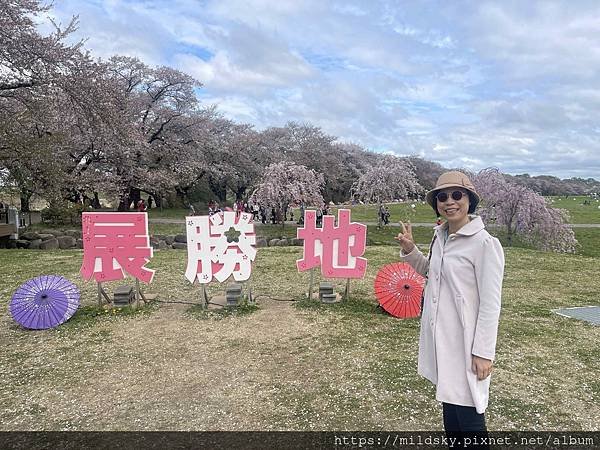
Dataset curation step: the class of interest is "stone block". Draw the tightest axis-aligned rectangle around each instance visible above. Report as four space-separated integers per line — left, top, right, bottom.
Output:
172 242 187 250
42 229 63 237
321 293 337 304
165 235 175 245
268 239 280 246
58 235 76 249
276 239 288 246
21 232 41 240
174 234 187 243
16 240 30 249
76 239 83 249
39 238 59 250
37 233 55 241
64 229 82 239
256 237 268 248
28 239 42 249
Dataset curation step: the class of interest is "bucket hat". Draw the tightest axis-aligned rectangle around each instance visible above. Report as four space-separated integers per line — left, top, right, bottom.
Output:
426 171 480 214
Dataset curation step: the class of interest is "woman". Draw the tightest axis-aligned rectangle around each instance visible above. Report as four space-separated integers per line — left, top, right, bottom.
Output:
396 171 504 438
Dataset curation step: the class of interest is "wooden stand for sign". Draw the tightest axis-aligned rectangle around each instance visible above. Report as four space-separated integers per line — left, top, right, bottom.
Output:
97 282 111 305
136 278 147 304
307 268 315 300
344 278 350 301
200 284 209 309
246 275 254 304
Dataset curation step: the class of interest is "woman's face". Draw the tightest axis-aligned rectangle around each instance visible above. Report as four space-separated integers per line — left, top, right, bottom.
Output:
436 188 470 223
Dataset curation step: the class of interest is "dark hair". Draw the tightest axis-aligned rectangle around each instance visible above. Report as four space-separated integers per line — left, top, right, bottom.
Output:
431 190 477 216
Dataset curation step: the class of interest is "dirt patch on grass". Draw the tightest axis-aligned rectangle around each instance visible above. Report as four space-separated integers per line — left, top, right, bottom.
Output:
1 299 381 430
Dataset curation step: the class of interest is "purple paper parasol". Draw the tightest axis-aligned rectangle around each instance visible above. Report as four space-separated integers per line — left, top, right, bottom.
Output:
10 275 80 329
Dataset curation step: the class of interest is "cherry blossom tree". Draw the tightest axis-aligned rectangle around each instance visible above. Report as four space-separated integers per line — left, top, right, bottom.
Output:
473 168 577 253
251 162 324 227
351 156 423 226
101 56 207 209
0 0 95 210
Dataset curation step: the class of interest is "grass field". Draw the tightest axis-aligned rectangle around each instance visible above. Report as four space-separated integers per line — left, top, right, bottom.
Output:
547 196 600 224
146 196 600 224
0 246 598 430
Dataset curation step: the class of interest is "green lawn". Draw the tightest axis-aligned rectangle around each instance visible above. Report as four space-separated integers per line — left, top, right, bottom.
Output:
546 196 600 224
0 245 598 430
330 202 435 223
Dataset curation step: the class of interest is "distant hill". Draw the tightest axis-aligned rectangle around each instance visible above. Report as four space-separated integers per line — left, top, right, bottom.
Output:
404 156 599 196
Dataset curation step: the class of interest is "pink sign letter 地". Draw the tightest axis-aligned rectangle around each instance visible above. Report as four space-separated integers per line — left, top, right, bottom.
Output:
296 209 367 278
80 212 155 283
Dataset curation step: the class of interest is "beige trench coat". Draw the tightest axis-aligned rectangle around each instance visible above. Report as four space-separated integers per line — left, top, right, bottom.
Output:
401 216 504 413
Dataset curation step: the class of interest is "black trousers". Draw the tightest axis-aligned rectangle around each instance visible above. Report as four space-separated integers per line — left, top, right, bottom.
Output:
442 402 489 449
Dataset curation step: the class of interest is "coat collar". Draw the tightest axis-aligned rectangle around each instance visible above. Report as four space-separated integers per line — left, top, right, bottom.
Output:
434 215 484 237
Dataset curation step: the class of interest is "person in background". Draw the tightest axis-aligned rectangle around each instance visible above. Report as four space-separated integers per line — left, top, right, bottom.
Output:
137 199 147 212
260 205 267 224
383 205 390 225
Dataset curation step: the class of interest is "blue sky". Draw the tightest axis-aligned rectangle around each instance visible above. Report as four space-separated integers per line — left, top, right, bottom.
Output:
47 0 600 178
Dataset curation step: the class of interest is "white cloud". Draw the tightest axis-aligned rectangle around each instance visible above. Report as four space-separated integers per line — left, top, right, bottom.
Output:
41 0 600 178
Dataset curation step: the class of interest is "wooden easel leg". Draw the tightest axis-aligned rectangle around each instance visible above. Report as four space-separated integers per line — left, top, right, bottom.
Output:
247 277 254 304
308 268 314 300
201 284 208 309
136 278 147 304
97 282 111 305
344 278 350 301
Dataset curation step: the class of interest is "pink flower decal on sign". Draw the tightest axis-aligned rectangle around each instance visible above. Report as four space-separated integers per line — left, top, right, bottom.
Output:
80 212 155 283
185 211 256 284
297 209 367 278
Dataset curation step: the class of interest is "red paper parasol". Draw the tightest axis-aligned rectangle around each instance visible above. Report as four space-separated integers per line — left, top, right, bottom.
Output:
374 262 425 318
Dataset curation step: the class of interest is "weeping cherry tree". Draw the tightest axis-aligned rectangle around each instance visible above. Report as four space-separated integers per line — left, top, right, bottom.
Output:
251 162 324 228
473 168 577 253
351 156 423 227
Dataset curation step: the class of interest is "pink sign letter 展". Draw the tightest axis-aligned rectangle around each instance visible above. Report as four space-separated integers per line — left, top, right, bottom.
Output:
80 212 155 283
296 209 367 278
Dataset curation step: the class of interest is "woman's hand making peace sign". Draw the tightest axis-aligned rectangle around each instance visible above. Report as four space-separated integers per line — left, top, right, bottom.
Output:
395 221 416 254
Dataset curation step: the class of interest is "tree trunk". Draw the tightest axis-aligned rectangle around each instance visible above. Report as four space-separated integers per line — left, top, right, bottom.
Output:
92 192 101 209
281 204 287 228
20 191 32 212
174 187 188 208
209 179 227 203
150 193 162 209
235 186 246 202
129 187 141 209
506 221 513 246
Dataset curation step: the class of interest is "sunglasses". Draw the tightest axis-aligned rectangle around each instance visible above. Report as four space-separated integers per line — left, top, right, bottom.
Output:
436 190 467 203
